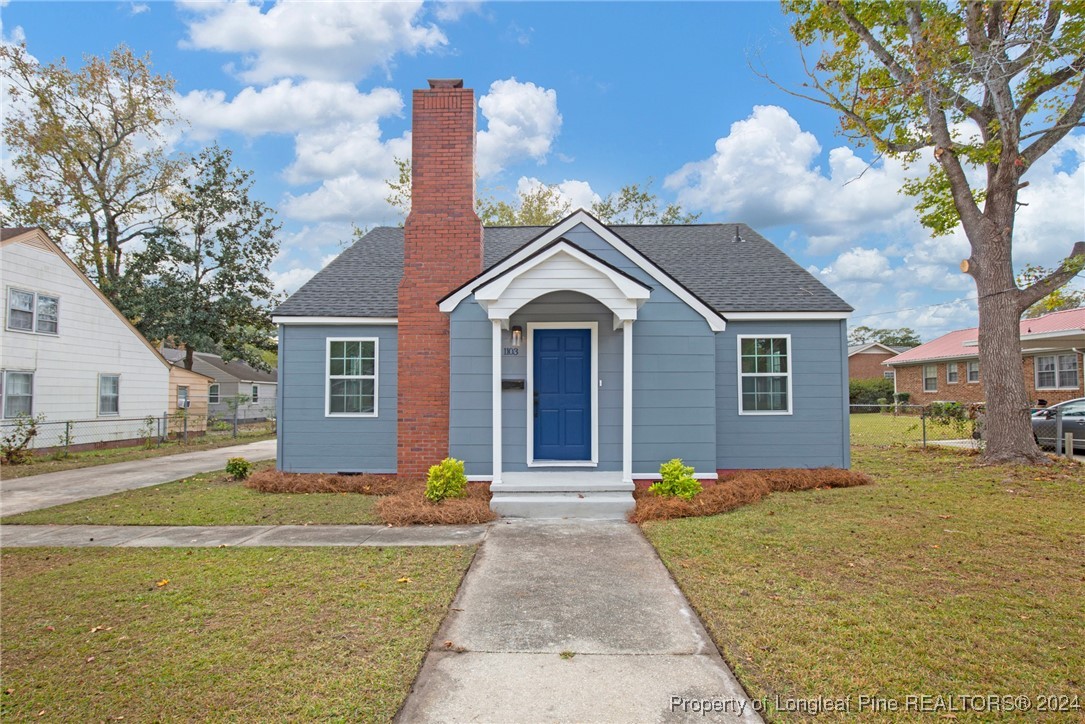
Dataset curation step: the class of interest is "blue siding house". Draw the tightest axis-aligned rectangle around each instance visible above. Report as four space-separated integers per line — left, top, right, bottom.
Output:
272 79 852 518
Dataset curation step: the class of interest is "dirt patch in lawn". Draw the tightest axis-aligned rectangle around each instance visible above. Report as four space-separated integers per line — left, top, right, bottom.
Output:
630 468 872 523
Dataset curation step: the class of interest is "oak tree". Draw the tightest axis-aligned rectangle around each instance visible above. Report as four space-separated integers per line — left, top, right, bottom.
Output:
783 0 1085 463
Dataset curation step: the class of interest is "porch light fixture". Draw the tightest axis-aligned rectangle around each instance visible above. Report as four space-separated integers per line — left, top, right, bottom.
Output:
510 325 523 348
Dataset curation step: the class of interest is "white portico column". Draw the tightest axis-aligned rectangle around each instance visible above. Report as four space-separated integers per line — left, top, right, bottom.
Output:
622 320 633 484
492 319 503 485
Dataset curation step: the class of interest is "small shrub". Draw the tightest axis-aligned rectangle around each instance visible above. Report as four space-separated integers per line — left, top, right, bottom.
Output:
425 457 468 503
225 457 254 481
1 413 44 464
649 458 702 501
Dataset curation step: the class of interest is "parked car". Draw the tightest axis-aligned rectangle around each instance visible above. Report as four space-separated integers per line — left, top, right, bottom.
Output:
1031 397 1085 452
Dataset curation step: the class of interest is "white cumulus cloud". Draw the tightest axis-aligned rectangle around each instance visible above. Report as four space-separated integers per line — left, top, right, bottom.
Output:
476 78 562 178
516 176 601 213
181 0 446 83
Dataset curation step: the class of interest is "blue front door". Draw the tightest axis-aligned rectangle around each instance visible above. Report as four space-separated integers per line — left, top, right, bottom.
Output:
533 328 591 461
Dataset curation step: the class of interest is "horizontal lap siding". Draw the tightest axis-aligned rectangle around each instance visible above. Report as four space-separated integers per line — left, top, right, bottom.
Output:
277 325 397 473
449 300 493 475
716 320 849 469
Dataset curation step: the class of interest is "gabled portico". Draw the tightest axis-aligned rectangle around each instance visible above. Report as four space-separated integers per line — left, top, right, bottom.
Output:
463 239 651 488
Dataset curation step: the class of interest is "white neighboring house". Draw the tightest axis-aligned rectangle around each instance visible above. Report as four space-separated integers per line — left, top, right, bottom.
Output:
1 227 170 449
159 348 277 421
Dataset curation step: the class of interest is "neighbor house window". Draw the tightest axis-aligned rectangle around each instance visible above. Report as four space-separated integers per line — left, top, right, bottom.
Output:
946 363 959 384
98 374 120 416
177 386 189 409
251 384 259 403
6 289 59 334
326 338 378 416
1 371 33 418
883 370 895 380
923 365 937 392
208 384 219 404
738 336 791 414
967 361 980 383
1035 354 1079 389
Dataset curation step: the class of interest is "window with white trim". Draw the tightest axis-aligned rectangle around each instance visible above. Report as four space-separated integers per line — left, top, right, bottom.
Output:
738 336 791 414
946 363 959 384
1035 353 1079 389
1 371 34 418
327 339 377 416
251 384 259 403
98 374 120 416
7 288 59 334
208 383 220 404
923 365 938 392
966 360 980 383
883 370 895 380
177 386 189 408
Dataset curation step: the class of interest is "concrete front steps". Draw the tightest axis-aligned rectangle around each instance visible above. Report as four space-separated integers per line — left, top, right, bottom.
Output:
489 471 635 519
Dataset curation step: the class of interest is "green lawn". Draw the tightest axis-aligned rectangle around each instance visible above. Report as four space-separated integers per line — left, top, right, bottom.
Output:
0 426 276 480
0 546 473 722
1 462 381 526
850 411 978 447
644 446 1083 721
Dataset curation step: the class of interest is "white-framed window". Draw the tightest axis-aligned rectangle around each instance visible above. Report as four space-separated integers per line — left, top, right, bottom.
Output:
1 370 34 418
326 338 378 417
883 370 895 380
208 383 220 404
946 363 959 384
177 386 190 409
923 365 938 393
251 384 259 403
1035 353 1079 390
6 288 59 334
966 360 980 383
737 335 792 414
98 374 120 416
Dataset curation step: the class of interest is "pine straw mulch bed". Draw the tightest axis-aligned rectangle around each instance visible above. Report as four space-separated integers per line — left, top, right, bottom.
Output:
245 469 495 526
629 468 873 524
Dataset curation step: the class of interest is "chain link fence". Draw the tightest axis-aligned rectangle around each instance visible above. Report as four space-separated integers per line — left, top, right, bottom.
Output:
0 411 276 456
850 403 983 450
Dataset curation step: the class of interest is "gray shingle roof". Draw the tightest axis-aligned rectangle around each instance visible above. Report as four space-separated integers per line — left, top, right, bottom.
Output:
273 223 852 318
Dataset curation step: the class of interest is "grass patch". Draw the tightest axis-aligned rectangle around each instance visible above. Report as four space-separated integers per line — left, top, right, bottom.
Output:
0 546 473 721
850 412 977 448
643 446 1084 721
0 427 275 480
1 461 381 526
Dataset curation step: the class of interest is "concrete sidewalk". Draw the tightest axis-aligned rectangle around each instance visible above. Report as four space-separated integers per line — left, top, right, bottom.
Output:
0 523 487 548
0 438 277 516
398 520 761 723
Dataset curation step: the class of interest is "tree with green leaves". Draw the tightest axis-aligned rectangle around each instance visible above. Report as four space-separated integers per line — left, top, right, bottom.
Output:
848 325 922 347
1016 263 1085 318
119 145 281 371
384 157 697 226
1 43 181 303
782 1 1085 463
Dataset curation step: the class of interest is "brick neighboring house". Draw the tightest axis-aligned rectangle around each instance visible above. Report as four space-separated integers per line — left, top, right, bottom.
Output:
847 343 913 381
885 308 1085 406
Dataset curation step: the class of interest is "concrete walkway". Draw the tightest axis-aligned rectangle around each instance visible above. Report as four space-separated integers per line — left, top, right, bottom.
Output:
0 523 487 548
398 520 761 723
0 438 277 516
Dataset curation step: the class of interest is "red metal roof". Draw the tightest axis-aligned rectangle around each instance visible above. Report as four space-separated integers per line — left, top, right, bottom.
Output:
886 307 1085 365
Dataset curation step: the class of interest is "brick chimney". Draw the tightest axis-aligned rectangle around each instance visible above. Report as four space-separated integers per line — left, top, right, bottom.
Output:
397 79 483 477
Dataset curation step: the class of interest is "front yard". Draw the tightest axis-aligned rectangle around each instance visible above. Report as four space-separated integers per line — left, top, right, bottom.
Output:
0 461 381 526
644 446 1083 720
0 546 474 721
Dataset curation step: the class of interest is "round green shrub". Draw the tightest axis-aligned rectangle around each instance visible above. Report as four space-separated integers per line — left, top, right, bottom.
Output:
425 457 468 503
649 458 702 501
225 457 253 481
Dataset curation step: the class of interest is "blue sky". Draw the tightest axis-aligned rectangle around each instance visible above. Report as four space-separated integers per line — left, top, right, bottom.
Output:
3 1 1083 341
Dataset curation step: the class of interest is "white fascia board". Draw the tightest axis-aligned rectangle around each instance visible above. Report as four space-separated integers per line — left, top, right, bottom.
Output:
473 242 651 303
723 311 851 321
439 210 726 331
273 316 398 326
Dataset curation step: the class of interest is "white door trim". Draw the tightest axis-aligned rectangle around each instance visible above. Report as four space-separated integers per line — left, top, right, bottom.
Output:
526 322 599 467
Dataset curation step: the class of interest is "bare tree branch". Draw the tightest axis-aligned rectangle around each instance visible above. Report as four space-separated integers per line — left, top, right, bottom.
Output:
1016 241 1085 311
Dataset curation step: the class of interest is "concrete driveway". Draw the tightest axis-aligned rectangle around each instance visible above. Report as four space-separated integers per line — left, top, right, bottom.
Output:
0 439 276 516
